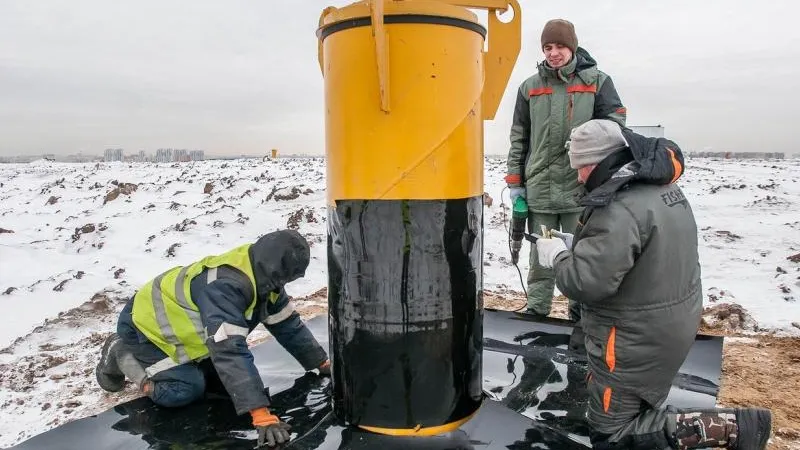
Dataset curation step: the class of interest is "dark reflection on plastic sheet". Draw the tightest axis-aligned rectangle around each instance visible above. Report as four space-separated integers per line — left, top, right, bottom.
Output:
106 373 335 449
484 329 592 447
481 311 723 448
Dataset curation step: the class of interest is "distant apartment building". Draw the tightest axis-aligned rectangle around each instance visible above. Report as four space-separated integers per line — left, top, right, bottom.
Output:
173 149 189 162
155 148 173 163
65 152 94 163
688 151 785 159
0 155 37 163
146 148 205 162
104 148 124 162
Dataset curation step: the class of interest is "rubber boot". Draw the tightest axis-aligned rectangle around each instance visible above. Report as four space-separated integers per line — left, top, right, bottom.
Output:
732 408 772 450
665 406 771 450
95 333 125 392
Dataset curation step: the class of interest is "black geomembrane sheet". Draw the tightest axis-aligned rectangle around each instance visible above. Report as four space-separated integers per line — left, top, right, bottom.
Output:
12 309 723 449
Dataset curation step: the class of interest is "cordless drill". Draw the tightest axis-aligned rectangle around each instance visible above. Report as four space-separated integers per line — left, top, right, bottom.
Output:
510 195 528 265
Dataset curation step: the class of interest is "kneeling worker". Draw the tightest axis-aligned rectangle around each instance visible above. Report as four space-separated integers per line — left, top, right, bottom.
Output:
95 229 330 447
535 119 771 449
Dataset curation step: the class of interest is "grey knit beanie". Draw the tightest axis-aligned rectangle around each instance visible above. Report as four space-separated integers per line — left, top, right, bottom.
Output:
567 119 628 169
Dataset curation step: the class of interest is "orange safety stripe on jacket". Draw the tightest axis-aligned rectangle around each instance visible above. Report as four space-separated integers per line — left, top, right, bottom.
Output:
528 87 554 97
667 148 683 183
566 84 597 94
605 326 616 372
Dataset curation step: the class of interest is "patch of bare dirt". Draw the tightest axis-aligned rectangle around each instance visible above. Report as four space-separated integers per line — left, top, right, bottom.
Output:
71 223 96 242
714 230 743 242
103 182 137 205
718 335 800 449
748 195 792 208
700 303 760 333
173 218 197 232
482 290 570 319
165 243 181 258
286 207 317 230
0 228 13 234
709 183 747 194
488 211 509 229
290 287 329 322
264 186 314 202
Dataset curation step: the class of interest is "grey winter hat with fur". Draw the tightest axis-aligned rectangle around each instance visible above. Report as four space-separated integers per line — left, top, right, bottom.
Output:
567 119 629 169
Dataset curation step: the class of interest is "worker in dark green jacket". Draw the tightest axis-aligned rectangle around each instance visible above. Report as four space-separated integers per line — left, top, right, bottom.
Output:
505 19 626 318
535 119 772 450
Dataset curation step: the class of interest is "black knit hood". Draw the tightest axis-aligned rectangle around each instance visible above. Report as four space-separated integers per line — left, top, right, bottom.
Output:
248 229 310 302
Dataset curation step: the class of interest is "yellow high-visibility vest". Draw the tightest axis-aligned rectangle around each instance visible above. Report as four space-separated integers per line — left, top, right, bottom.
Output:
131 244 258 364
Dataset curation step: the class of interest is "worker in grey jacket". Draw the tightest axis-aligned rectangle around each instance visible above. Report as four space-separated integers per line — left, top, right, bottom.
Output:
535 119 772 450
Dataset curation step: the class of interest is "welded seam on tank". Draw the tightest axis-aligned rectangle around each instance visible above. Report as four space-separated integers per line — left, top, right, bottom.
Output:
374 95 484 200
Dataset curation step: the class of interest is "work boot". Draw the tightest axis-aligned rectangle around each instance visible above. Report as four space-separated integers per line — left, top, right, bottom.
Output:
568 324 586 355
522 308 549 319
95 333 125 392
117 350 148 390
666 406 771 449
733 408 772 450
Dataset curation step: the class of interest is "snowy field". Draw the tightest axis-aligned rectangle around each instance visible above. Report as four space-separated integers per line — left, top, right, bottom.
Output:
0 156 799 447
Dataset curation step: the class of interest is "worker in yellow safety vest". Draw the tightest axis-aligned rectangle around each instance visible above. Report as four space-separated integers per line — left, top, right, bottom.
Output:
95 229 330 447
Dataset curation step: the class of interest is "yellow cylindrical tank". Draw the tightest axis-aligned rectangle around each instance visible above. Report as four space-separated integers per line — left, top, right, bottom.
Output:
317 0 520 436
270 148 278 159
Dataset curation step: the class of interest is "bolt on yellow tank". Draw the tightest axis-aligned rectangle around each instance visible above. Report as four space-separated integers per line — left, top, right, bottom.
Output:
316 0 521 437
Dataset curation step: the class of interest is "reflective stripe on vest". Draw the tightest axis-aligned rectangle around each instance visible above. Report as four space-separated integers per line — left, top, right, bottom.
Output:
131 243 258 364
152 265 206 363
265 303 294 325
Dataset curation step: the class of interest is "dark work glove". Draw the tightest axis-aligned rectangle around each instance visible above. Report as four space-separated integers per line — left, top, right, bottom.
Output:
257 422 291 447
250 407 292 447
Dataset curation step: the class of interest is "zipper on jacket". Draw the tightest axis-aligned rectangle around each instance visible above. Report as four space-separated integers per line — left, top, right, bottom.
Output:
567 94 574 123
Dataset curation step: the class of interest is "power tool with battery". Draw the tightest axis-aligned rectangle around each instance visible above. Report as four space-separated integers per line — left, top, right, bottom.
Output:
509 195 548 265
510 195 528 265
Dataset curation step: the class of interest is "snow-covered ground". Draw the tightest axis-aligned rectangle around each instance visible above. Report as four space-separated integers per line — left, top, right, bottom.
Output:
0 156 798 447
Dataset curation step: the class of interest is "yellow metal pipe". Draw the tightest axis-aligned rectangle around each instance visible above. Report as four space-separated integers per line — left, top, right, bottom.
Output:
316 0 521 436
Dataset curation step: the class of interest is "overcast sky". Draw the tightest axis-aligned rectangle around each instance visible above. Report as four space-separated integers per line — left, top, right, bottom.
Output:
1 0 798 156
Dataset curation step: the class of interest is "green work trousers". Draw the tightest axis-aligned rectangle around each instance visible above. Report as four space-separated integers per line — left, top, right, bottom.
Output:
526 212 581 316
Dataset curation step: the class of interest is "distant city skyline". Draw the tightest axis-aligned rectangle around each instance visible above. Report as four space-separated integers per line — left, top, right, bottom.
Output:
0 148 322 163
2 1 798 157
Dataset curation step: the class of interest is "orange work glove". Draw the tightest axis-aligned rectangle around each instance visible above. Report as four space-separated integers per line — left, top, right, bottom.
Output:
250 407 291 447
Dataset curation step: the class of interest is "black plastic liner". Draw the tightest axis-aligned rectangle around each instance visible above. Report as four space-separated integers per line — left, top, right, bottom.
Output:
11 309 722 449
327 198 483 430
